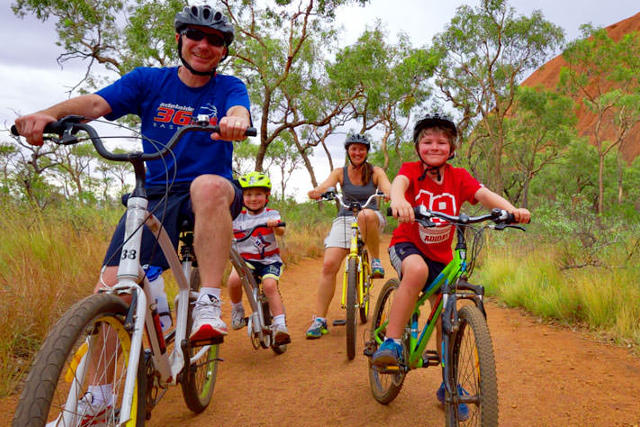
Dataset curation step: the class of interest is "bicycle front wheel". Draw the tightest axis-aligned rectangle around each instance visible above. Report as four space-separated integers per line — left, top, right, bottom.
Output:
346 257 358 360
359 249 371 324
12 293 146 427
181 267 219 413
445 305 498 427
368 279 405 404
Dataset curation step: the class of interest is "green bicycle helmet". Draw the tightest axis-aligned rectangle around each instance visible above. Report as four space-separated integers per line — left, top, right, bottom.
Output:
238 171 272 191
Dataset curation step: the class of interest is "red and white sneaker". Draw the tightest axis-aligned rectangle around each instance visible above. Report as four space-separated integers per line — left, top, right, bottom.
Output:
189 294 228 342
46 391 114 427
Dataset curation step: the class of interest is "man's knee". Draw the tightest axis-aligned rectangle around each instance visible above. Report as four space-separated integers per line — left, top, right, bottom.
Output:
191 175 233 209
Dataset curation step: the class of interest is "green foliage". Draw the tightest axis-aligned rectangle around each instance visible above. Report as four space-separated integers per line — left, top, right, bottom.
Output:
432 0 565 193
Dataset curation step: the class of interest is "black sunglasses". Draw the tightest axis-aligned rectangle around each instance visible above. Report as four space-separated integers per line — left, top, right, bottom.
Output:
181 28 225 47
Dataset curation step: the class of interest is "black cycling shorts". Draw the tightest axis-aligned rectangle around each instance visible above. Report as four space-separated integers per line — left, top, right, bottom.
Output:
388 241 446 291
103 180 243 270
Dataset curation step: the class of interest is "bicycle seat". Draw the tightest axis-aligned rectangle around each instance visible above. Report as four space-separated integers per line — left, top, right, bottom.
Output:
179 219 194 233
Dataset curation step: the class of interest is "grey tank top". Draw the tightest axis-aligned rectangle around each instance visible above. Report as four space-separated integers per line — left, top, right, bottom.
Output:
338 166 379 216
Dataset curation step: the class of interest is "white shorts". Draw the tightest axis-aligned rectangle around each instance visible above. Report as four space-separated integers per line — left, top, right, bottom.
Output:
323 211 386 249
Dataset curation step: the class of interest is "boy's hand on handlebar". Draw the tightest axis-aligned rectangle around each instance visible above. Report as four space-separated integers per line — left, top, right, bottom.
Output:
266 219 283 228
510 208 531 224
214 116 250 141
14 113 57 146
390 199 414 223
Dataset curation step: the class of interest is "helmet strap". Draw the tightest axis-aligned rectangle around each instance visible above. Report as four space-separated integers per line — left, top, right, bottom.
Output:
177 37 218 77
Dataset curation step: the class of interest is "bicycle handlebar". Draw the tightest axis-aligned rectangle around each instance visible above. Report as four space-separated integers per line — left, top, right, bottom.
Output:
319 187 385 212
11 115 257 163
234 222 286 242
386 206 524 230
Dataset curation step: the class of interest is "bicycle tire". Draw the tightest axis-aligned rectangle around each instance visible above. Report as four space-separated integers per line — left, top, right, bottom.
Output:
368 279 405 404
346 257 358 360
359 249 371 324
445 305 498 427
181 267 219 413
12 293 145 427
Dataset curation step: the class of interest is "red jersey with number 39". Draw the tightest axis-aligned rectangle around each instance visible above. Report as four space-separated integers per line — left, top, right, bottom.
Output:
390 162 482 264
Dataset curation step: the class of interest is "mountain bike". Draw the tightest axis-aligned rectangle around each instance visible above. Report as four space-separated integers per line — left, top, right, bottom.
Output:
231 222 289 355
320 188 384 360
364 206 525 426
11 115 256 426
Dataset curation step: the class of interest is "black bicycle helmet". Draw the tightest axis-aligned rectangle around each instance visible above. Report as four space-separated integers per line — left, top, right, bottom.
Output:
344 134 371 150
174 5 234 76
413 113 458 144
413 113 457 181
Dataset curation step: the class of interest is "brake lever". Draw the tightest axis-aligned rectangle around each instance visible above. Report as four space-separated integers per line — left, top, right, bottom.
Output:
492 224 526 231
417 218 437 228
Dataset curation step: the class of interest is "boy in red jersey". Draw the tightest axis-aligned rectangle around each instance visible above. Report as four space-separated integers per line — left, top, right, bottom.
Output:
371 114 530 414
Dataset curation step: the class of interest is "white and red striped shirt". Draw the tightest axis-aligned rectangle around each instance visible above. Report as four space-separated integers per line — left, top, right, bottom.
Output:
232 208 283 265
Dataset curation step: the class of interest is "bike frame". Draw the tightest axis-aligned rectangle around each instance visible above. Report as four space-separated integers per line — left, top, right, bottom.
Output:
46 117 242 425
371 227 472 369
340 216 368 310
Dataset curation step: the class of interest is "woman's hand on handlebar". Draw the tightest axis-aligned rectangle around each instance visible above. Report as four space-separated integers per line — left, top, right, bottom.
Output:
390 198 414 223
308 188 322 200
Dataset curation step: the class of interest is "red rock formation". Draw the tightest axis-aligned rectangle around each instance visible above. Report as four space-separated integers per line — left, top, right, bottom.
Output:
520 12 640 162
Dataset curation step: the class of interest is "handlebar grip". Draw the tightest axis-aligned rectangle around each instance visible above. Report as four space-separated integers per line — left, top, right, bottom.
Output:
386 207 393 216
276 222 286 227
11 123 62 137
245 127 257 137
505 212 516 224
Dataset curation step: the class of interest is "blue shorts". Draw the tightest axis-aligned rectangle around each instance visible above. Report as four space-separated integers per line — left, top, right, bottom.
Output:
103 180 243 269
388 242 446 291
245 260 284 282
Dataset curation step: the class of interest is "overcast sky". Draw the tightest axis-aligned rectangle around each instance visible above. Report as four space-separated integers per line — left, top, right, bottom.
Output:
1 0 639 198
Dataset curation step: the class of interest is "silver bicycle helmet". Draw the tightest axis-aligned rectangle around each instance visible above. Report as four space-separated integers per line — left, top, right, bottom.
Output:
174 5 234 76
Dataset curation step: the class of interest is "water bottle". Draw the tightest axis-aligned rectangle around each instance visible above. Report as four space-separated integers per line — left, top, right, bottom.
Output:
144 265 172 331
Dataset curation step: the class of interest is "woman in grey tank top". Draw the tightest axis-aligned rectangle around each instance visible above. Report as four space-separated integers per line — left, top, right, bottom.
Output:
305 134 392 339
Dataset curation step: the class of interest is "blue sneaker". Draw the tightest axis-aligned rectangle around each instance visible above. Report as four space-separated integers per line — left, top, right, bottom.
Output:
371 258 385 278
371 338 402 367
305 317 328 339
437 382 470 421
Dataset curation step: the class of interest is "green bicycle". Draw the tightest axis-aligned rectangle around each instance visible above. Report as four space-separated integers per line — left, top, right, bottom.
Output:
365 206 525 426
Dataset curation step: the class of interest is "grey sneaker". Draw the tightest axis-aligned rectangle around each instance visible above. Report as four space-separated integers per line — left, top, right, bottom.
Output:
231 305 246 330
271 323 291 345
190 294 228 341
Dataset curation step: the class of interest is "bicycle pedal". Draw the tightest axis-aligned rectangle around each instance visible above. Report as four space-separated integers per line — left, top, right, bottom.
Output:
332 319 346 326
190 335 224 347
373 364 402 374
363 340 377 357
422 350 440 367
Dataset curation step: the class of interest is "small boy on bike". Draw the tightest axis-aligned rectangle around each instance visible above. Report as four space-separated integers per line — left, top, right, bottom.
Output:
371 113 530 409
227 171 291 345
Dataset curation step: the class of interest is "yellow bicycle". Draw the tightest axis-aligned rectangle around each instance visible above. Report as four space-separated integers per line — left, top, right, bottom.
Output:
320 188 384 360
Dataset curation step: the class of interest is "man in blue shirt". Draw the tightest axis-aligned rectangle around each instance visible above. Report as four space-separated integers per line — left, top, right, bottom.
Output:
15 5 250 343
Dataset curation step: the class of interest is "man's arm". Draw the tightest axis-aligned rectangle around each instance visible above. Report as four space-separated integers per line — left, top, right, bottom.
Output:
14 94 112 146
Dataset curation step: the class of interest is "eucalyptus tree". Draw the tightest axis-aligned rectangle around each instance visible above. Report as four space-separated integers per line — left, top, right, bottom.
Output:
559 25 640 214
223 0 369 178
503 86 576 207
431 0 564 194
327 26 436 170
